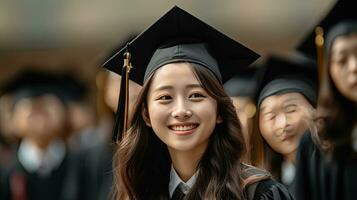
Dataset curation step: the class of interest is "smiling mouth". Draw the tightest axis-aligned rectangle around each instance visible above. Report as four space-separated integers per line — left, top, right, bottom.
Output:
168 123 199 135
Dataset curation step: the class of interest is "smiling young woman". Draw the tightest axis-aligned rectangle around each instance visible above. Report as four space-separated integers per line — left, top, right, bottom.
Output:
102 6 293 200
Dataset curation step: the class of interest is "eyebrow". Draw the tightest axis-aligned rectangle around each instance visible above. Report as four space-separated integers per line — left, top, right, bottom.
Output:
153 84 203 92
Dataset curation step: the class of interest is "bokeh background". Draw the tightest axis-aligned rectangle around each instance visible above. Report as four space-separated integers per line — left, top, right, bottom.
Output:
0 0 336 82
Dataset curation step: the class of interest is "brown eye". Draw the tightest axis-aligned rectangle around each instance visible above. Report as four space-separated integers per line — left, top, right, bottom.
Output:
332 56 348 67
157 95 172 101
189 93 205 98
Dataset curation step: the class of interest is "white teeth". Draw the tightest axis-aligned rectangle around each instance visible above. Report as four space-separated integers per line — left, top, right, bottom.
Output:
171 124 197 131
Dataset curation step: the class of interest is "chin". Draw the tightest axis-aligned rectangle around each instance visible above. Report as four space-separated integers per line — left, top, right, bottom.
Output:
169 143 195 152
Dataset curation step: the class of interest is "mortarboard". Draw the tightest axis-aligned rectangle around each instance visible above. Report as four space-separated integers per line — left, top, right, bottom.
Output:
297 0 356 59
224 67 264 119
224 67 263 99
102 6 260 143
296 0 356 85
256 54 318 108
1 69 86 105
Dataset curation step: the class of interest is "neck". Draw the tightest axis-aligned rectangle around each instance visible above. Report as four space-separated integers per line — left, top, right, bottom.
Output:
28 137 52 151
284 150 296 164
168 143 208 182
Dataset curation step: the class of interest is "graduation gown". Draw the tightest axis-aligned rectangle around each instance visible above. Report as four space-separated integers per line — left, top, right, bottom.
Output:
294 133 357 200
0 148 82 200
252 179 294 200
76 141 114 200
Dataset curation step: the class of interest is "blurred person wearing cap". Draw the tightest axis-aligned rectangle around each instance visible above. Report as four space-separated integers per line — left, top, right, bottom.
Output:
249 55 317 196
103 6 293 200
293 0 357 199
0 69 90 200
224 67 262 163
59 71 115 200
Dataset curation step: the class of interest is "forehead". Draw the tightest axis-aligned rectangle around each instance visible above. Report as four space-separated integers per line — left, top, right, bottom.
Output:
149 62 200 88
331 33 357 54
260 92 309 109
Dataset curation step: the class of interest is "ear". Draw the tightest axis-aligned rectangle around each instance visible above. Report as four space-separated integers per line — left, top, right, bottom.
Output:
141 107 152 127
216 115 223 124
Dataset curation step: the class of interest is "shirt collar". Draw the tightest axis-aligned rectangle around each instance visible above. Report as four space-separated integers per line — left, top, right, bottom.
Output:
18 138 66 176
168 165 198 197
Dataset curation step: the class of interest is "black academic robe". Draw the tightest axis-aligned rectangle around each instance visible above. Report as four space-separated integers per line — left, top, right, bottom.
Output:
294 133 357 200
252 179 294 200
0 148 83 200
75 142 114 200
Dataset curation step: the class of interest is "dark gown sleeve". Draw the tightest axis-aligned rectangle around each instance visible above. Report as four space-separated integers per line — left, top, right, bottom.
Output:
253 179 294 200
293 132 315 200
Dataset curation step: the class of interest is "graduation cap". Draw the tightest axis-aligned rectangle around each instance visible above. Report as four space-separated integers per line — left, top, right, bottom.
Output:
297 0 356 59
224 67 263 99
224 67 263 119
102 6 260 143
1 69 86 105
256 54 318 108
297 0 357 86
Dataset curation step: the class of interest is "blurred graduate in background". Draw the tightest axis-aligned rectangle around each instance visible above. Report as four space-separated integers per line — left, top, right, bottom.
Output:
0 68 112 200
224 67 262 163
249 54 317 197
294 0 357 199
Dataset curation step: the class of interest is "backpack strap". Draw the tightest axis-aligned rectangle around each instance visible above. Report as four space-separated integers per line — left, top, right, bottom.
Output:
241 163 272 200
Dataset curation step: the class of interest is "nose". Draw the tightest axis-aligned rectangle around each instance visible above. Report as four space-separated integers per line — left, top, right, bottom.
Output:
274 113 286 135
171 99 192 120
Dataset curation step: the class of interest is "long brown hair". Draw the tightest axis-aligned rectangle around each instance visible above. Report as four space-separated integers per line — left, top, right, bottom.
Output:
113 62 248 199
314 28 357 158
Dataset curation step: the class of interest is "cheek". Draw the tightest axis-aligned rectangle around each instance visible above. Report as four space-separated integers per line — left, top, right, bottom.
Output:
330 65 346 87
146 103 168 129
259 117 272 138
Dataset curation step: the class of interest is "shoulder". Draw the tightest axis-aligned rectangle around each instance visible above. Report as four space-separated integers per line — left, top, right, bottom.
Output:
241 163 294 200
241 163 271 186
252 179 294 200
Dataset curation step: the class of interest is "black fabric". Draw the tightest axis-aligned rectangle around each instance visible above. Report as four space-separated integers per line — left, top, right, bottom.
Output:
294 133 357 200
103 5 260 143
0 152 79 200
76 141 114 200
0 144 107 200
102 6 259 85
297 0 356 59
0 69 86 104
253 179 294 200
224 67 263 98
256 55 317 108
171 185 185 200
242 163 294 200
257 78 316 108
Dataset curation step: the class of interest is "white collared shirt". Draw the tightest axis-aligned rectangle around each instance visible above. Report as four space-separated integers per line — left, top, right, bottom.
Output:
281 161 296 185
18 138 66 177
168 165 198 197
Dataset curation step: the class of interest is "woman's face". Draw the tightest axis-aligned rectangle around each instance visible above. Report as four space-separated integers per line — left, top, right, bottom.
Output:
259 92 314 160
330 34 357 103
145 63 221 154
